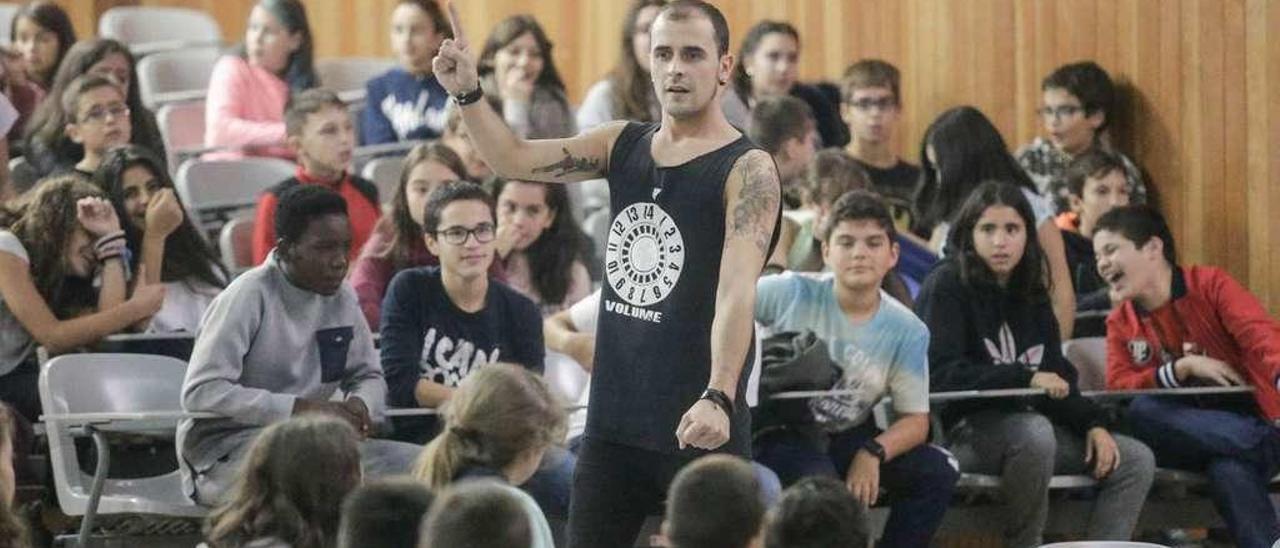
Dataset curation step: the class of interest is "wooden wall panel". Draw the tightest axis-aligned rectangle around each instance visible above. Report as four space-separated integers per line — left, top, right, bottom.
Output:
50 0 1280 313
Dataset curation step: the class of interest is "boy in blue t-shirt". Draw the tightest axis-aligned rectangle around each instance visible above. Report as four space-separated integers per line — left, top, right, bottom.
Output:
753 190 958 547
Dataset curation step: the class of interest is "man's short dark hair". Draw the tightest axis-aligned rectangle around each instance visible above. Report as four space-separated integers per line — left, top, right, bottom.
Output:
765 477 869 548
1094 204 1178 266
1042 61 1114 130
841 59 901 105
665 455 764 548
285 88 346 137
1065 149 1127 198
422 180 495 235
657 0 731 56
748 96 815 155
338 480 434 548
820 189 897 243
274 184 348 244
418 481 529 548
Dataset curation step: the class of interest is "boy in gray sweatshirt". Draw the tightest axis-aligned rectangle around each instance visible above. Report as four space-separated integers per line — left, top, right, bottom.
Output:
177 185 420 505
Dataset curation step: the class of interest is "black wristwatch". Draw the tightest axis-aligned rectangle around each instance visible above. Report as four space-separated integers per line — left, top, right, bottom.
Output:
699 388 734 417
861 439 887 463
454 85 484 106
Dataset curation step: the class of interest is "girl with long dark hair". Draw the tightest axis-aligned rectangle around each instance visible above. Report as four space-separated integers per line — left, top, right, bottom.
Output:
93 145 226 332
9 1 74 92
492 177 593 315
915 181 1154 548
913 106 1077 338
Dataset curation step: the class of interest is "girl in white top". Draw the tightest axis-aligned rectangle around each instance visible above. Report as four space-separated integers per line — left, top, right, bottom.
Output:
92 145 226 333
0 176 163 420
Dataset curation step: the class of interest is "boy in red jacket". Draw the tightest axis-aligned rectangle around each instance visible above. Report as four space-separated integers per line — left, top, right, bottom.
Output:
1095 204 1280 548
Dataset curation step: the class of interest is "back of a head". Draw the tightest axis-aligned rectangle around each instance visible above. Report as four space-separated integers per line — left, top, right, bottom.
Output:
764 477 868 548
748 95 814 155
338 479 434 548
806 149 870 207
665 455 764 548
412 363 566 489
920 106 1032 227
418 480 530 548
207 416 362 548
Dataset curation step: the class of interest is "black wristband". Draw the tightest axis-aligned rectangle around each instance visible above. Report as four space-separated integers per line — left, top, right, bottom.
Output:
861 439 887 462
699 388 734 417
455 85 484 106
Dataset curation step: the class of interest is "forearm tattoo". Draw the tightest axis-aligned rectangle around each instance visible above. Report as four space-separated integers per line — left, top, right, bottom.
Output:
730 152 781 255
532 147 602 178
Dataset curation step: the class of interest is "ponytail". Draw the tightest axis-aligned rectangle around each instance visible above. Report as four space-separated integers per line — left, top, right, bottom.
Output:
414 427 468 490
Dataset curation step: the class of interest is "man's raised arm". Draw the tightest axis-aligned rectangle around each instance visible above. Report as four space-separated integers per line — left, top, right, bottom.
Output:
432 6 622 184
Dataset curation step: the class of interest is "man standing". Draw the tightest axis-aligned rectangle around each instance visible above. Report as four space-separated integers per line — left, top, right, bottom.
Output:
431 1 781 545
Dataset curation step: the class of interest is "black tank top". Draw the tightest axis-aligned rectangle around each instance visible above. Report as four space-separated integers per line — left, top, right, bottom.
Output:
587 122 770 456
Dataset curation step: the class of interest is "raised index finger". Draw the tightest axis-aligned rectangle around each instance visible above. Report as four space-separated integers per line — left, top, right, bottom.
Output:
443 0 467 46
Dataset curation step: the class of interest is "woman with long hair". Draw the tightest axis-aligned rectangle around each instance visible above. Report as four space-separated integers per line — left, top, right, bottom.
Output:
913 106 1077 338
9 1 75 92
0 176 164 421
915 181 1154 547
352 141 501 328
93 145 226 332
492 177 593 315
477 15 575 139
24 39 167 178
204 416 362 548
724 20 848 148
205 0 317 159
576 0 665 129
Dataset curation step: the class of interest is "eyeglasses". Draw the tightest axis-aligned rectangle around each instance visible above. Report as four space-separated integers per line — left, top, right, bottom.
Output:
847 97 897 112
1037 105 1084 120
80 103 130 125
434 223 496 245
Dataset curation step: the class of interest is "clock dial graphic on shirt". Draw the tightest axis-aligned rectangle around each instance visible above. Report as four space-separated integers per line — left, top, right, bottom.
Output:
605 202 685 307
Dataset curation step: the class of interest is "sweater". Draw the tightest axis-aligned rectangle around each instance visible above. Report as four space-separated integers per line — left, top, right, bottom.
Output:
379 267 543 442
250 168 381 266
916 258 1108 434
1106 266 1280 422
359 68 450 146
177 252 387 483
204 55 293 159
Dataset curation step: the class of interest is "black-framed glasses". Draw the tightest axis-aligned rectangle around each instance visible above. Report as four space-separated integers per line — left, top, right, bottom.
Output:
80 103 130 125
1037 105 1084 120
434 223 496 245
847 97 897 112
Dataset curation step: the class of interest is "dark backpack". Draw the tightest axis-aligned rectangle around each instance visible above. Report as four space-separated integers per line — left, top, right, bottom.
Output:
752 330 842 451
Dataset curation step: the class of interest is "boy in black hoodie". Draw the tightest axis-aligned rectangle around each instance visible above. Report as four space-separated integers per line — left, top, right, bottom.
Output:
916 182 1153 548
